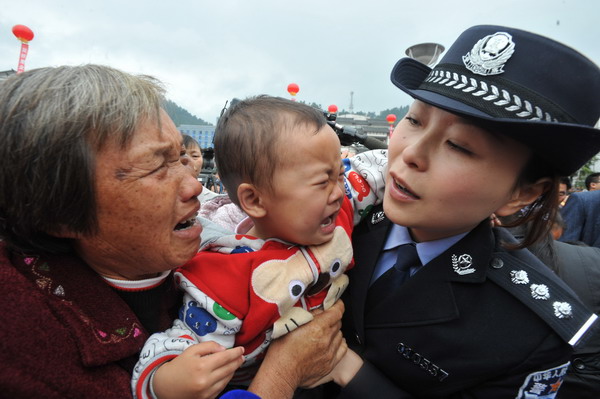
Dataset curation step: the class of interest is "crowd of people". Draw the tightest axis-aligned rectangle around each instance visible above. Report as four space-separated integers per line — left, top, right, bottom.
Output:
1 24 599 399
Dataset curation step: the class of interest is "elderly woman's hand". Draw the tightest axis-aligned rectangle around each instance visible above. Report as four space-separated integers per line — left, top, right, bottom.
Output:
152 341 244 399
247 300 347 399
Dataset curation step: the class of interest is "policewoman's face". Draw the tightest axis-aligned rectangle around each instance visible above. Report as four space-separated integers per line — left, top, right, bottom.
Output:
384 100 532 243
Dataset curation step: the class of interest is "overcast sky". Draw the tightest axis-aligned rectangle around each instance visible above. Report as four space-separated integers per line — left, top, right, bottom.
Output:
1 0 598 124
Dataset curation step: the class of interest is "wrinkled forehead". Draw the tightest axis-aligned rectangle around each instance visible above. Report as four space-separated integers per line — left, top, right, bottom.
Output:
106 110 181 157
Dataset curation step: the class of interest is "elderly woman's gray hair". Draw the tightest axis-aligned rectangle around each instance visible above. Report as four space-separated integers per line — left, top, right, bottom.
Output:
0 64 165 254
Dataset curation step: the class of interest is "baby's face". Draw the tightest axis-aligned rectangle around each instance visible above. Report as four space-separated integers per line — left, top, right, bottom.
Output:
256 124 345 246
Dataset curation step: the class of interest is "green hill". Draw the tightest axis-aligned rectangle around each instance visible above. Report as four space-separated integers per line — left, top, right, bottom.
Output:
163 99 211 126
164 98 408 127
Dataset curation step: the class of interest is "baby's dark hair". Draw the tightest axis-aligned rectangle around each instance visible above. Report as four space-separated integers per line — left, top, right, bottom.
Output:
214 95 327 206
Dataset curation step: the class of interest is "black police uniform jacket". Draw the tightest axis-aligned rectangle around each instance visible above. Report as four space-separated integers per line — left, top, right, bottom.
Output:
337 207 598 399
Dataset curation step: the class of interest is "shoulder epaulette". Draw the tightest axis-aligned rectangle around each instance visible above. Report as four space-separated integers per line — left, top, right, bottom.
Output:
487 242 597 348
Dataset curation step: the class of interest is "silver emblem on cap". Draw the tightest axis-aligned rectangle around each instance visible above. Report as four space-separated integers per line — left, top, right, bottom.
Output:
452 254 475 275
553 302 573 319
530 284 550 300
371 211 385 225
462 32 515 76
510 270 529 284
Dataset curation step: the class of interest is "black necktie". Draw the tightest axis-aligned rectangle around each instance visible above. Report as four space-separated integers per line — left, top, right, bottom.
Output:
367 243 421 309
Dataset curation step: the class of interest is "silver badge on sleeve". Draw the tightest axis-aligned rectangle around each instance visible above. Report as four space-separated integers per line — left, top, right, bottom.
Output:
510 270 529 285
553 302 573 319
530 284 550 300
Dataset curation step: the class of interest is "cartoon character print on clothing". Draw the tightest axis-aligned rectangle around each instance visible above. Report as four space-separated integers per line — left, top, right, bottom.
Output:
170 279 242 351
343 151 387 222
342 157 366 199
252 226 353 338
180 300 218 336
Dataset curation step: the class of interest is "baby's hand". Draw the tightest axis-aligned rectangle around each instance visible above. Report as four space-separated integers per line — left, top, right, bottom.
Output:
153 341 244 399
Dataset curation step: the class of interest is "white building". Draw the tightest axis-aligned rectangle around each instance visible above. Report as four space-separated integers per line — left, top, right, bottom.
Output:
178 124 216 149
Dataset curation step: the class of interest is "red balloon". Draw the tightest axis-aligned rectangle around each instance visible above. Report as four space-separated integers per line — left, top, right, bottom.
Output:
287 83 299 96
386 114 397 124
12 25 34 42
328 104 338 113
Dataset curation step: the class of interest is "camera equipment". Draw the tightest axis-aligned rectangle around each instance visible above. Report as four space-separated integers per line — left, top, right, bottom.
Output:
199 147 217 188
324 111 387 150
202 147 215 170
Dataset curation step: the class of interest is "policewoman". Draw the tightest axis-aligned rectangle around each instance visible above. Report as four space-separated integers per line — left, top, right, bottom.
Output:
330 26 600 398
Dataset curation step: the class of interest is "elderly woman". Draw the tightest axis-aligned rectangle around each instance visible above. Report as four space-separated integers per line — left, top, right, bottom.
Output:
0 65 344 398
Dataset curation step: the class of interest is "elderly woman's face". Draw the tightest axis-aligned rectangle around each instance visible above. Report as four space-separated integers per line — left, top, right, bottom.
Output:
74 109 203 279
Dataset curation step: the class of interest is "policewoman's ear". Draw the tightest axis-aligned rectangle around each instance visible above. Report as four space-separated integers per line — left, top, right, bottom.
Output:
494 177 553 217
237 183 267 218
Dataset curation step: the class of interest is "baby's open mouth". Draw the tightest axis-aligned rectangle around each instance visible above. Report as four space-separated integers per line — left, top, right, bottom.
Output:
321 216 334 227
321 209 339 227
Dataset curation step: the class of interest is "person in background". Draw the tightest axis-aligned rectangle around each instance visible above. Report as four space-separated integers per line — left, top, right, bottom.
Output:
584 172 600 191
182 134 204 178
0 65 343 399
558 189 600 248
132 95 387 398
181 134 225 197
210 170 227 194
322 25 600 398
558 176 571 208
182 134 220 203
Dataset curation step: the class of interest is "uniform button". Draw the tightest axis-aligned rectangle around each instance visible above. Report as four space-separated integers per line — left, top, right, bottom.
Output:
572 358 586 370
490 258 504 269
354 332 362 345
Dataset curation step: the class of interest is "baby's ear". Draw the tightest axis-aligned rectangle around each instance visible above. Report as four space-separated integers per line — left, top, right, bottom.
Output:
237 183 266 218
495 177 552 217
